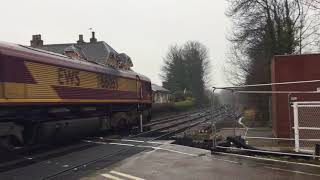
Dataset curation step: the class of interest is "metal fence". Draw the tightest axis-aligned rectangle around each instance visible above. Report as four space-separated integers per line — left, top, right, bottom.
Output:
211 88 320 158
292 101 320 153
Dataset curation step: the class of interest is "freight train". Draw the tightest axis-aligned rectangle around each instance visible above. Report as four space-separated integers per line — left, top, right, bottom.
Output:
0 42 152 149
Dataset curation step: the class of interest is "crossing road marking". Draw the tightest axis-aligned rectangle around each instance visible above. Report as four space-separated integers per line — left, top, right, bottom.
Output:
101 173 125 180
110 170 145 180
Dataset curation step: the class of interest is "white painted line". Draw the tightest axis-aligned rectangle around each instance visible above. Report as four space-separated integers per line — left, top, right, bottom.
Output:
109 142 135 147
101 173 125 180
105 138 145 143
82 140 108 145
216 152 320 168
161 148 199 157
216 146 320 158
147 140 174 145
146 141 167 145
105 137 171 145
264 166 320 177
110 170 145 180
103 138 121 141
137 145 161 149
119 139 145 143
137 145 198 157
211 157 240 164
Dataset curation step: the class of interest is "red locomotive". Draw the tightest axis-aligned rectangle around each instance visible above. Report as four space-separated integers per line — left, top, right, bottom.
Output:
0 41 152 148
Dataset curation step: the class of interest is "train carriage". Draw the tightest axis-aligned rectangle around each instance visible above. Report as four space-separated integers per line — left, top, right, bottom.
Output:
0 42 152 148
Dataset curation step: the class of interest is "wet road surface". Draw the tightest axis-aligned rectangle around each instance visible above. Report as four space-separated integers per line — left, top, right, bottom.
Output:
0 139 319 180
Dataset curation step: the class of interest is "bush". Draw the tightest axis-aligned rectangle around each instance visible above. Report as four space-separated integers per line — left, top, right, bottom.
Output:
174 99 195 110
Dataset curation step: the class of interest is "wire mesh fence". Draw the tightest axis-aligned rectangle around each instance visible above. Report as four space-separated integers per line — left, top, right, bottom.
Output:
292 102 320 153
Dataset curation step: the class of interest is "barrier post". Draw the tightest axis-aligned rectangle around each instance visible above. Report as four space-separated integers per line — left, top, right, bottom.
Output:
315 144 320 160
293 102 300 152
232 90 236 137
211 88 217 153
140 113 143 133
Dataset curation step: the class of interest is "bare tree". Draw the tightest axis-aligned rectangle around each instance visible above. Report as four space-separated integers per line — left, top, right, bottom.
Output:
226 0 320 85
225 0 320 122
304 0 320 9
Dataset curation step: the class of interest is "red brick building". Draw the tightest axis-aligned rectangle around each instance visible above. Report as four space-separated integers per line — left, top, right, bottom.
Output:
272 54 320 138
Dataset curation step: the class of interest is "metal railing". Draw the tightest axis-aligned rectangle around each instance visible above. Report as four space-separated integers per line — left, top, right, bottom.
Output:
211 83 320 158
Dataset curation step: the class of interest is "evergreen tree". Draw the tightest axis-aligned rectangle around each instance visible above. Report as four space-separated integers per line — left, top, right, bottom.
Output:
161 41 210 106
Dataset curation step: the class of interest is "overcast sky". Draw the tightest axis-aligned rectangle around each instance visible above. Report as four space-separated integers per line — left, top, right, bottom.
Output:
0 0 231 86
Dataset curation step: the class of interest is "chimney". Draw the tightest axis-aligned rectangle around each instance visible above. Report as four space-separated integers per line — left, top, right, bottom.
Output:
90 31 97 43
77 34 85 44
30 34 43 47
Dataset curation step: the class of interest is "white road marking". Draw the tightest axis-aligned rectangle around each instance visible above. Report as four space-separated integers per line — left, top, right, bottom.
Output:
110 170 145 180
106 138 170 145
83 139 242 164
137 145 198 157
82 140 108 145
155 147 199 157
105 138 145 143
147 141 172 145
211 157 240 164
109 142 135 147
104 138 173 145
264 166 320 177
101 173 125 180
216 152 320 168
119 139 145 143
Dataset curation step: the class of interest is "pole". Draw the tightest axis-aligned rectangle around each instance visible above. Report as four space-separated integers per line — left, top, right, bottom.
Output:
315 144 320 160
140 113 143 133
293 102 300 152
211 88 216 152
232 90 237 137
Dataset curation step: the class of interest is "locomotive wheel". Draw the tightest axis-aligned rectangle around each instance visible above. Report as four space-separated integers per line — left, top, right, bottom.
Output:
0 136 20 151
111 112 130 130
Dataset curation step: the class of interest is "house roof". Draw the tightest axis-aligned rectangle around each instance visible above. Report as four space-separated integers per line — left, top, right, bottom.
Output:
152 84 170 93
38 41 118 65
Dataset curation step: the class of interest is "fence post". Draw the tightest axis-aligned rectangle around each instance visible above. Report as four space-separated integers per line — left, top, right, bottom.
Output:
293 102 300 152
315 144 320 160
211 88 217 152
232 90 237 137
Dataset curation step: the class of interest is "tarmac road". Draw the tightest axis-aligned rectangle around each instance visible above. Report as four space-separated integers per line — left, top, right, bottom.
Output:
0 139 319 180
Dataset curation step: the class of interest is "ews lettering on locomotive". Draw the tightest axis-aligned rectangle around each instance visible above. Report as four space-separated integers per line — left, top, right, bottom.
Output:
97 74 118 89
58 68 80 86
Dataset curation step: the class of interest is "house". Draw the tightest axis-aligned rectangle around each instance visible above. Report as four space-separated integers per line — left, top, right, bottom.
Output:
272 54 320 138
152 84 172 104
29 32 133 70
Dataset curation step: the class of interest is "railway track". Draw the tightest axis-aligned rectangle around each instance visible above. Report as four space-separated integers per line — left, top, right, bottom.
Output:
140 110 222 141
37 110 221 180
144 109 209 128
0 109 220 177
131 111 211 138
149 109 207 123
